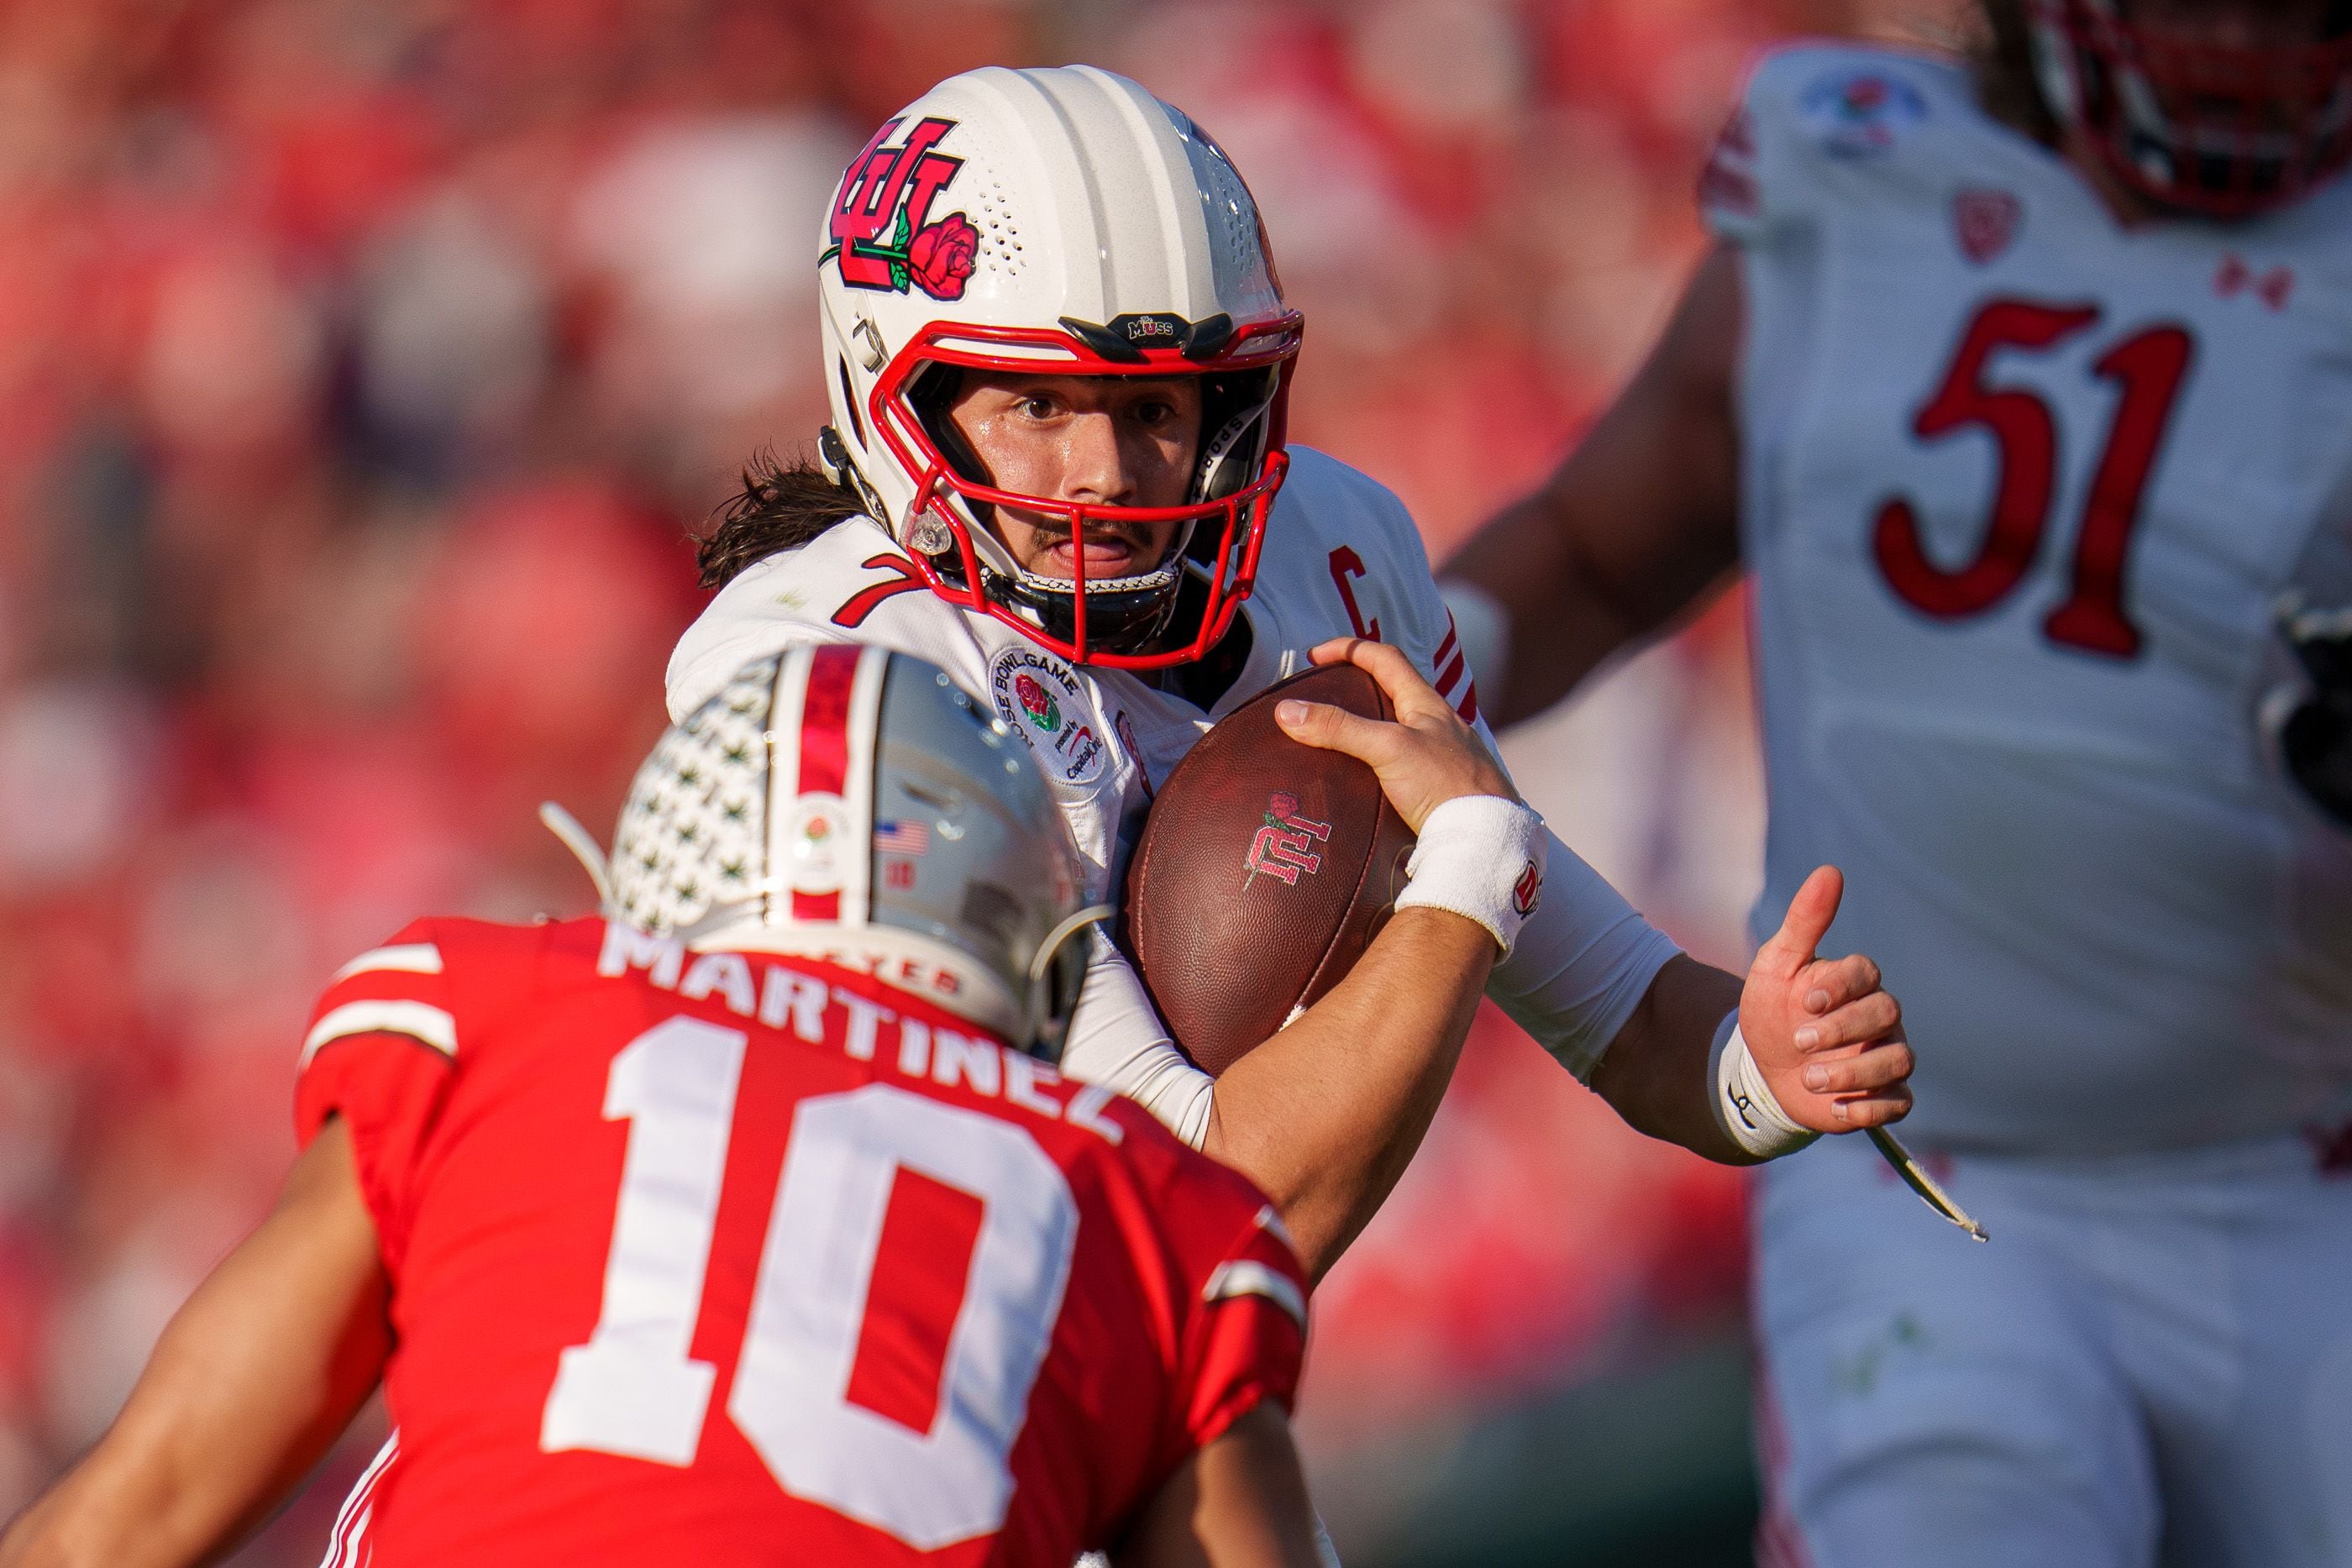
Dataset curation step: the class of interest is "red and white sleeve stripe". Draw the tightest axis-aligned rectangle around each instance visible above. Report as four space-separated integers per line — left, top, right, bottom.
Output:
317 1431 400 1568
1430 609 1481 725
302 933 458 1069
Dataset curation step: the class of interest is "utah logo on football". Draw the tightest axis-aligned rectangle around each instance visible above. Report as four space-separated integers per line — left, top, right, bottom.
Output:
1244 792 1332 889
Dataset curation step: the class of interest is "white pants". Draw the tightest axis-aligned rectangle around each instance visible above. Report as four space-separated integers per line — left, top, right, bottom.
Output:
1752 1130 2352 1568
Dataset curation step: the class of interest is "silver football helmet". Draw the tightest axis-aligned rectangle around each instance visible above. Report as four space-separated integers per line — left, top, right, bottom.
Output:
597 645 1103 1059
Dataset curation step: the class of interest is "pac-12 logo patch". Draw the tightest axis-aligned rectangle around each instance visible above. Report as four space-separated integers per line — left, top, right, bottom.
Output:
1799 70 1925 158
990 648 1105 784
1245 792 1331 889
1953 187 2021 265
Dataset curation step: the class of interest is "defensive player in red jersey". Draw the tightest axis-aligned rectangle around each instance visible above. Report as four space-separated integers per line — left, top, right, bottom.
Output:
1446 3 2352 1563
0 642 1525 1568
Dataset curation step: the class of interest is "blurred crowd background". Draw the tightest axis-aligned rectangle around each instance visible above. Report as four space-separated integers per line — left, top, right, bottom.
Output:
0 0 1947 1560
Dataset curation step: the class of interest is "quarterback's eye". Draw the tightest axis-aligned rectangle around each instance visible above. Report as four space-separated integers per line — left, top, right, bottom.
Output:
1018 393 1059 420
1131 397 1178 426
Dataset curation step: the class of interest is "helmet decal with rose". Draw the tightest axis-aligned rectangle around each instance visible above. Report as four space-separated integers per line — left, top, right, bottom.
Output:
822 116 978 300
906 212 979 301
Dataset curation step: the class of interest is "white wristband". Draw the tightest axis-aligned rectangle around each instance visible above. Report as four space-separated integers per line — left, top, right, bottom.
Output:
1709 1011 1819 1161
1392 794 1546 957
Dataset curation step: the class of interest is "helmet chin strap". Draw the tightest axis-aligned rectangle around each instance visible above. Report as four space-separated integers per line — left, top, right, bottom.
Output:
1028 905 1116 987
1026 903 1114 1061
818 424 888 524
1007 543 1186 599
540 800 614 907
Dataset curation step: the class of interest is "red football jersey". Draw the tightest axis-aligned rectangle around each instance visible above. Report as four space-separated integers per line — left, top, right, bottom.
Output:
295 915 1306 1566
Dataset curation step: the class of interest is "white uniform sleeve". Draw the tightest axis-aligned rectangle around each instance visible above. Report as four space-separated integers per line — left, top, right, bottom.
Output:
665 556 850 721
1487 828 1682 1080
1700 44 1887 254
1058 928 1215 1149
1331 451 1687 1081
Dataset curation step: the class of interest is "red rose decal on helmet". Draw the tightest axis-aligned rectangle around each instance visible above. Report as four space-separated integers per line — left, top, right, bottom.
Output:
907 213 979 301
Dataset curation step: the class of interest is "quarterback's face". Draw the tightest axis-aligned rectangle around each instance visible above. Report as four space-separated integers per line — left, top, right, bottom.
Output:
946 370 1203 581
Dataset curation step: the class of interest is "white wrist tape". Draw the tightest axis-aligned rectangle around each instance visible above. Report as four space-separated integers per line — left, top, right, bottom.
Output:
1709 1012 1819 1161
1392 794 1546 957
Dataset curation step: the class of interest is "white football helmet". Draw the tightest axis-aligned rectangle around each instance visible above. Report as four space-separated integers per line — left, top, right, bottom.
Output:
603 645 1105 1058
815 64 1303 669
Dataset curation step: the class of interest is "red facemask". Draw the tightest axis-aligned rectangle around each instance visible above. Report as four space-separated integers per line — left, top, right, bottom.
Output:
866 315 1303 669
2033 0 2352 215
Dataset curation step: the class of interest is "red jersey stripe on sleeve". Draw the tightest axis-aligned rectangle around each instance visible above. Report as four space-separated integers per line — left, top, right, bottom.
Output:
296 920 469 1261
1428 610 1483 725
303 924 460 1068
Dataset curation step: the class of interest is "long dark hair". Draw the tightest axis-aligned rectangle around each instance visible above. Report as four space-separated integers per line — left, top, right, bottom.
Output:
695 448 872 590
1973 0 2061 145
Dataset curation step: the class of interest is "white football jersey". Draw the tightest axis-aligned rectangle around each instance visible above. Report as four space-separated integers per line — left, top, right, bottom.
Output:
1708 43 2352 1154
669 446 1680 1137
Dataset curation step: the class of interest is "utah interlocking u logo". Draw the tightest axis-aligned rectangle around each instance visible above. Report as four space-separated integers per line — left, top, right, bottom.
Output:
823 117 975 301
1245 792 1331 889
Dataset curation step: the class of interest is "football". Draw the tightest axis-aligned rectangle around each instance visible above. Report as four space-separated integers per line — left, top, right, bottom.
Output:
1123 662 1417 1076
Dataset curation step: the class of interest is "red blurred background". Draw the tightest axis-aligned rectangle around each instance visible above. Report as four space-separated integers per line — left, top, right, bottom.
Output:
0 0 1937 1559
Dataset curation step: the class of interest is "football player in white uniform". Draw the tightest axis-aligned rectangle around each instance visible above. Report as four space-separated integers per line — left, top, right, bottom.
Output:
663 64 1919 1279
1446 3 2352 1563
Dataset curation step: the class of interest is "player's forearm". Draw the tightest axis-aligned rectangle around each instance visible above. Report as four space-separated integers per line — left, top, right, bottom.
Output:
1115 1403 1324 1568
0 1433 249 1568
1201 909 1495 1280
1443 494 1661 725
1588 954 1757 1165
0 1128 391 1568
0 1330 377 1568
1442 245 1746 728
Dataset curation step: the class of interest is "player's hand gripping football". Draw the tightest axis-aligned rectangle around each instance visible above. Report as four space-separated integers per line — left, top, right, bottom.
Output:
1272 637 1516 827
1741 864 1914 1131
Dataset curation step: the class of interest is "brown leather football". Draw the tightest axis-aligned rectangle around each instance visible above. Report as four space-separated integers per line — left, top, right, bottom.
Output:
1123 663 1417 1076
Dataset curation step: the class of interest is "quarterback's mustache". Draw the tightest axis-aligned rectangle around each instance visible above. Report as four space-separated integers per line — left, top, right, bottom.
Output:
1023 521 1158 554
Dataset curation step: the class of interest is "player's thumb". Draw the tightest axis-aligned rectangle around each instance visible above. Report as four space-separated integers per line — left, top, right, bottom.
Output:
1276 699 1392 765
1756 864 1843 976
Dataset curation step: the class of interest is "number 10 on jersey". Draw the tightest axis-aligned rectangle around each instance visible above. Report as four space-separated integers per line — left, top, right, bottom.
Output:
1872 298 2196 659
539 1016 1080 1550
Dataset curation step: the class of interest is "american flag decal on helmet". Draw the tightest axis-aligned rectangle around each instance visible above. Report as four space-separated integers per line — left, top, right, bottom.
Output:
874 819 932 856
